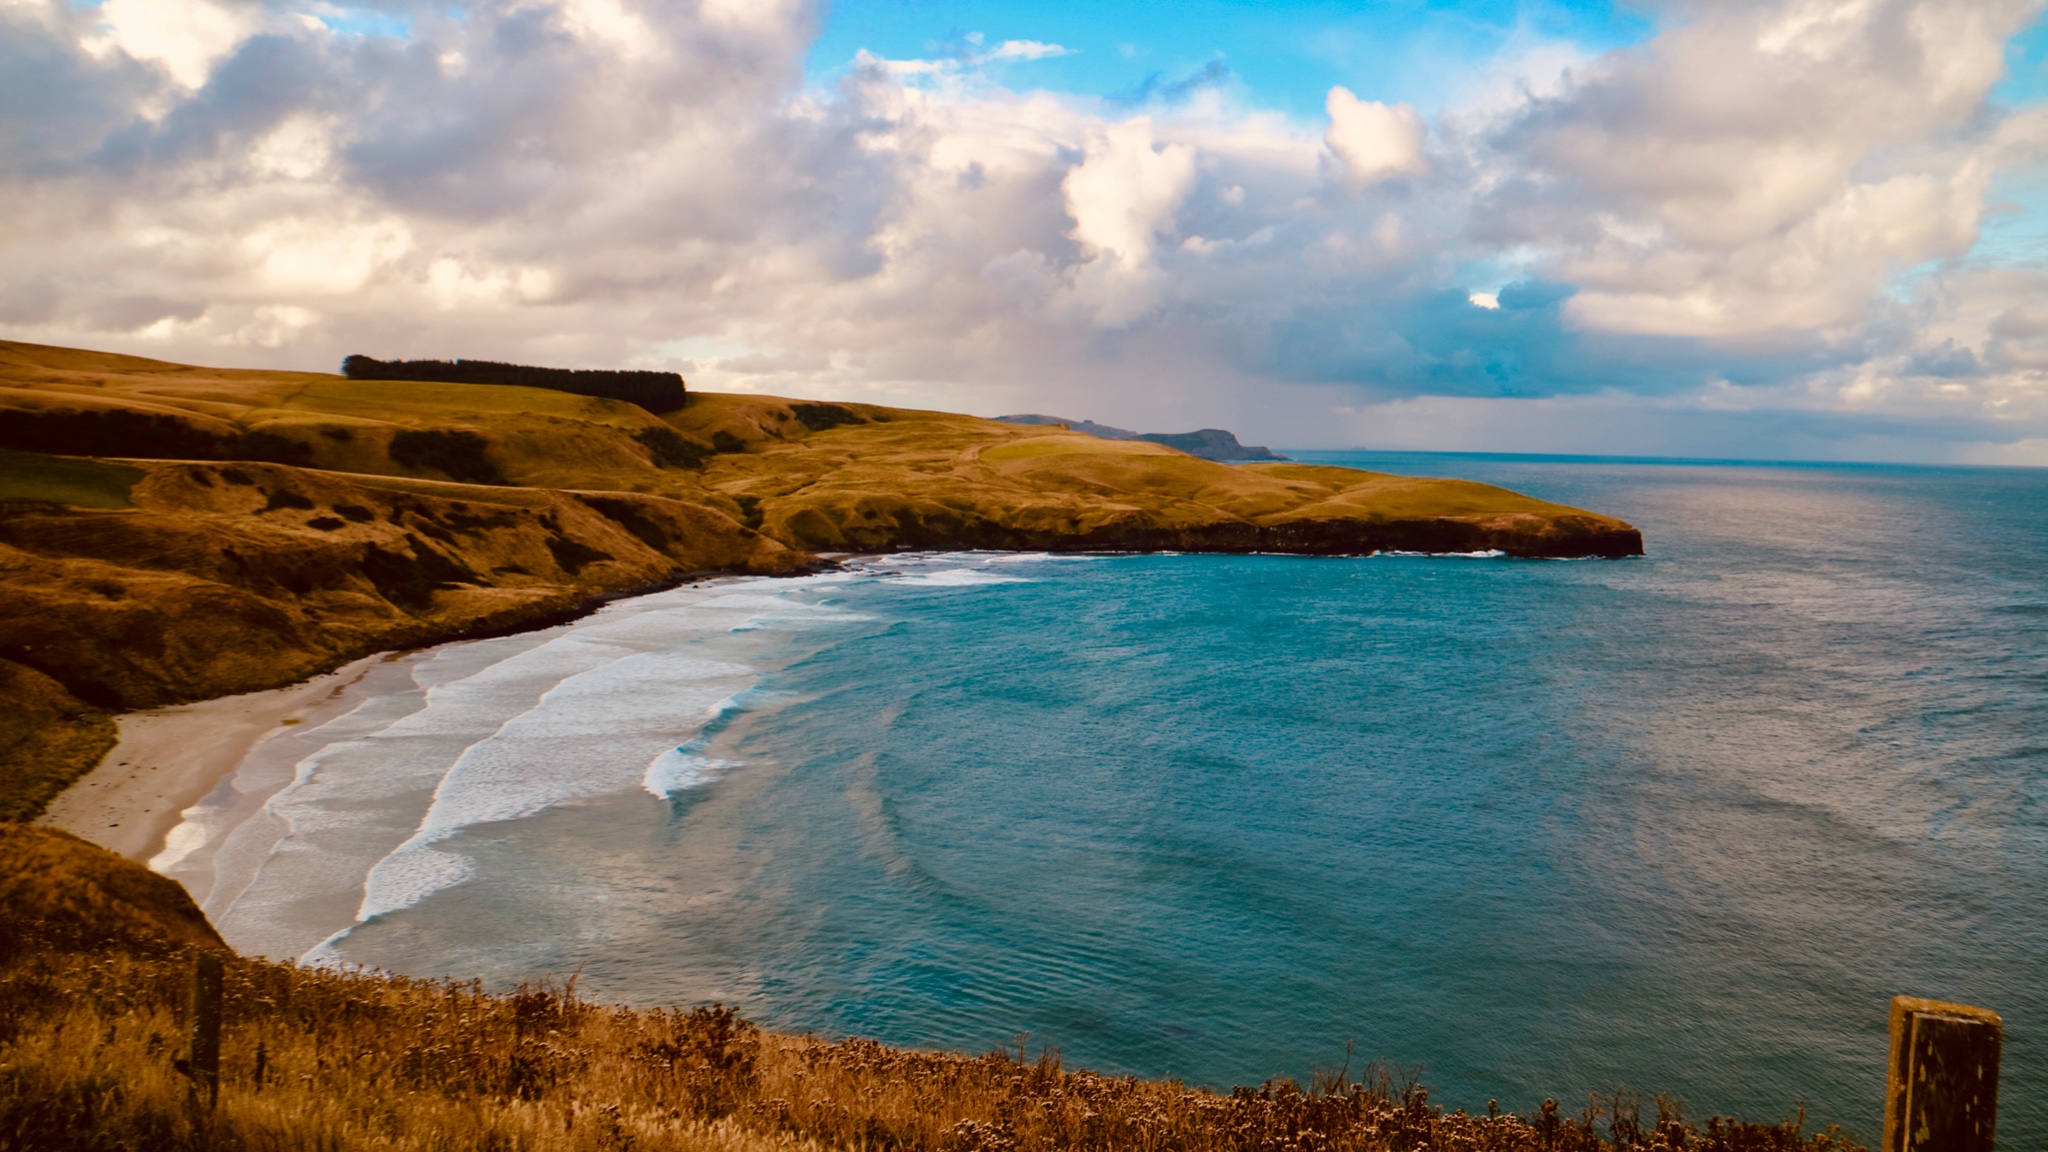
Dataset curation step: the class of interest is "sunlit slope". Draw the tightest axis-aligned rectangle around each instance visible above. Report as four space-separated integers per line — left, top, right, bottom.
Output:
0 451 806 819
0 339 1642 559
0 342 814 819
673 398 1640 558
0 340 698 494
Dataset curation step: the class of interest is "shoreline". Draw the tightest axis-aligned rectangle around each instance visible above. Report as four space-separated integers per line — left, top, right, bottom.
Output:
30 561 824 868
36 654 392 863
34 566 819 960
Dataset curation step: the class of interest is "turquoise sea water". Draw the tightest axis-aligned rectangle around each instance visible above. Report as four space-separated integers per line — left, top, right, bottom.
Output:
176 455 2047 1145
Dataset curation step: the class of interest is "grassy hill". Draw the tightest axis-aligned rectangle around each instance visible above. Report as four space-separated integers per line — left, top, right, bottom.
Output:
0 339 1640 820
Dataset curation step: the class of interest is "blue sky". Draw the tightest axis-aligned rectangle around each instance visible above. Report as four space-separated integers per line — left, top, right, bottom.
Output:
812 0 2048 275
1985 17 2048 267
809 0 1654 117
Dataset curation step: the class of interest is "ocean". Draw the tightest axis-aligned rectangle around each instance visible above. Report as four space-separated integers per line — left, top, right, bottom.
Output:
155 454 2048 1146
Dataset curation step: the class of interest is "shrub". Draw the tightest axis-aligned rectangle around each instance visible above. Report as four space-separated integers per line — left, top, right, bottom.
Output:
635 426 713 469
388 429 505 486
787 403 866 432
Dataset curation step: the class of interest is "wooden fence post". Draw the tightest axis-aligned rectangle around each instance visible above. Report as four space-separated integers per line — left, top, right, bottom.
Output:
1883 996 2000 1152
187 952 223 1110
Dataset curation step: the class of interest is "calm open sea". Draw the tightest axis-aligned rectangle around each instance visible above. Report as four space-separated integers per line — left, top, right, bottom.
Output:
162 454 2048 1146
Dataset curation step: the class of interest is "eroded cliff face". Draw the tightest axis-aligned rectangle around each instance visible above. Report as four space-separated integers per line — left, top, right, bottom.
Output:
0 340 1641 818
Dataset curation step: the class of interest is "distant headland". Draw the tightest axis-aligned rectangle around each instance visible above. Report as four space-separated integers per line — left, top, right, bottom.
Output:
995 413 1287 461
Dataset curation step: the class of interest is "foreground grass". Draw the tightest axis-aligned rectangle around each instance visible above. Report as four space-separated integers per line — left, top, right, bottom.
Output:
0 947 1863 1152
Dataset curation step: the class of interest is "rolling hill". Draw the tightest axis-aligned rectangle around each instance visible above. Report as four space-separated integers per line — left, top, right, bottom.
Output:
0 338 1641 819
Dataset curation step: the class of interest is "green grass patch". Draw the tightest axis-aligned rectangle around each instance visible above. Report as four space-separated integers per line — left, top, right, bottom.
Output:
0 449 144 508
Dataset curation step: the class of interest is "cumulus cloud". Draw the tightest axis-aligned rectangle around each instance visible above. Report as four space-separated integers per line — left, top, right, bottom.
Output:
1481 0 2040 340
1068 135 1182 255
87 0 258 89
1 0 2046 461
1323 87 1428 188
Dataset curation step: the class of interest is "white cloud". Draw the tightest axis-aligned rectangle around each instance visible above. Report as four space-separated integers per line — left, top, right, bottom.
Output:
1063 118 1197 267
859 35 1072 80
698 0 795 34
560 0 663 62
248 115 334 180
242 217 414 296
1324 88 1428 189
985 40 1071 63
1486 0 2043 342
2 0 2047 462
88 0 256 88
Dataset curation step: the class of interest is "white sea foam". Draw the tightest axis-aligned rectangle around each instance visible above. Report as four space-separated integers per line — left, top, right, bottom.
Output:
980 551 1072 564
337 580 870 929
644 749 735 800
896 567 1031 586
355 847 475 922
1380 549 1509 559
729 609 875 632
184 567 989 965
150 820 211 873
351 654 755 919
158 578 794 960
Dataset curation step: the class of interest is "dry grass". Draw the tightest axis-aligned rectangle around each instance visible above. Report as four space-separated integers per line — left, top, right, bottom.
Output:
0 946 1863 1152
0 338 1642 559
0 664 115 823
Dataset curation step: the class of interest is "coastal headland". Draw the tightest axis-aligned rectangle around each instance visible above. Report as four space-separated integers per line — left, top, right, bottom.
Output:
0 338 1640 827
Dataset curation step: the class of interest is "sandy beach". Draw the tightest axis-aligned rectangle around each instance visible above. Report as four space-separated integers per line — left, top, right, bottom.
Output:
36 654 392 862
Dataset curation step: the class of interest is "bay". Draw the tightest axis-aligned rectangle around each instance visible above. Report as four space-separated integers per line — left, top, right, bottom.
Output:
171 454 2048 1146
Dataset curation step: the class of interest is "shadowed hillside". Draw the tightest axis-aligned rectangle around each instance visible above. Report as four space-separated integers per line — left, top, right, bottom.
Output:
0 339 1641 818
0 825 226 960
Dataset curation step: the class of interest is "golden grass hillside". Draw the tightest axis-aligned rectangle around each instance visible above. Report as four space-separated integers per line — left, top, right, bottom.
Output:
0 825 226 961
0 828 1860 1152
670 396 1641 558
0 339 1641 561
0 339 1641 819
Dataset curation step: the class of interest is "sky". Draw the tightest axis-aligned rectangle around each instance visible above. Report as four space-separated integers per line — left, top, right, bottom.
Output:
5 0 2048 461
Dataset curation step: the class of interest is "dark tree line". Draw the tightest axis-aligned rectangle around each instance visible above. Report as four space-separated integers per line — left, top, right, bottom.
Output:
342 355 687 413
